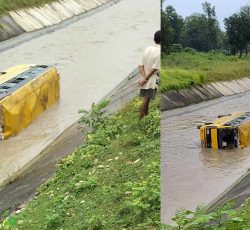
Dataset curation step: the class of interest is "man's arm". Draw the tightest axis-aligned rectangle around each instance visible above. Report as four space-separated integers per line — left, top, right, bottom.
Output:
139 68 157 86
139 65 147 86
139 65 146 79
145 68 157 81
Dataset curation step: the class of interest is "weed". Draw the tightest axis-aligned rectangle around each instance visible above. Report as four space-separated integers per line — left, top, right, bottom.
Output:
79 99 109 131
45 213 62 229
164 200 250 229
0 217 17 230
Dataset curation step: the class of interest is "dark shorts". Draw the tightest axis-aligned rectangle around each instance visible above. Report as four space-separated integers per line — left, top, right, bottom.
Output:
139 88 157 100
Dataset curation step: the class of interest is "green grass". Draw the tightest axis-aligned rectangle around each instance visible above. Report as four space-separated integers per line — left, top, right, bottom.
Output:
161 52 250 92
0 0 59 16
0 97 160 229
160 68 204 91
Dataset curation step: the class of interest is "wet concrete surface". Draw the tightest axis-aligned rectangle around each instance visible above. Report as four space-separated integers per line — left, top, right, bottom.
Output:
0 0 159 187
207 169 250 212
161 91 250 224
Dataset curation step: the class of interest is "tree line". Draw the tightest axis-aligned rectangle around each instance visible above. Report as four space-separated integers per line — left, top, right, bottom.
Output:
161 1 250 57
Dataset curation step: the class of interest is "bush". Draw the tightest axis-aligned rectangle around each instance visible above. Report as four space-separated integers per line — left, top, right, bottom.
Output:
184 47 197 54
164 200 250 230
222 50 231 56
45 214 63 229
171 44 183 53
78 99 109 131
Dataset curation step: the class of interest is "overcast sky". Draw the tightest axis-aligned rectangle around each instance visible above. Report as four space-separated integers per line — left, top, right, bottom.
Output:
164 0 250 30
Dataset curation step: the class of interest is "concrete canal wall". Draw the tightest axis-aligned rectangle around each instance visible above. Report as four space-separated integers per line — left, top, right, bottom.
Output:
206 168 250 213
161 77 250 111
0 0 118 41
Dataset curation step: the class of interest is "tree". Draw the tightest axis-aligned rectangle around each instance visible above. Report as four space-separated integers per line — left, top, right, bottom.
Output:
161 5 184 54
165 6 184 44
224 5 250 56
181 2 220 52
161 2 223 53
161 11 173 54
202 1 220 50
240 5 250 55
184 14 209 51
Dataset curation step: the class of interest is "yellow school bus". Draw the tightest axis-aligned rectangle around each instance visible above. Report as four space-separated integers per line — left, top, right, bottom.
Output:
198 112 250 149
0 65 60 140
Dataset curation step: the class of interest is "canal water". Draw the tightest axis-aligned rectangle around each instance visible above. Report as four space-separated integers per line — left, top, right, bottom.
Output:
0 0 160 186
161 92 250 224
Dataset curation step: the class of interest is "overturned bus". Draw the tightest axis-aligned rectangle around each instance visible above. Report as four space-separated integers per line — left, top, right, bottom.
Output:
0 65 60 140
198 112 250 149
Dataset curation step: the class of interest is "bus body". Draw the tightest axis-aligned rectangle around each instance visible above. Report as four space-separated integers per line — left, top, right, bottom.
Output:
198 112 250 149
0 65 60 139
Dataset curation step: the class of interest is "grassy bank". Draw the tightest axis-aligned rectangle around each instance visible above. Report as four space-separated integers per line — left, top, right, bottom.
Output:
0 0 59 16
0 97 160 229
161 52 250 92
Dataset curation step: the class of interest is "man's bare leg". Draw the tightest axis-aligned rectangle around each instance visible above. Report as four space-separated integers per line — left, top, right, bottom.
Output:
145 98 150 116
140 97 150 119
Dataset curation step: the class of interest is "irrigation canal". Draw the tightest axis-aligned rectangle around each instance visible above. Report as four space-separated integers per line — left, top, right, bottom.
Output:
161 91 250 224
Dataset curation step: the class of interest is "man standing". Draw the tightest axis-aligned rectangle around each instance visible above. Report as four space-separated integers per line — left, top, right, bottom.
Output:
139 30 160 119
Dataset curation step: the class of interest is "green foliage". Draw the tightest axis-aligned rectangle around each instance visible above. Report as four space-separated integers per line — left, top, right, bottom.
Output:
72 177 98 193
162 3 249 54
45 214 62 229
222 50 231 56
184 47 197 54
224 5 250 56
161 5 184 54
161 11 173 54
184 12 220 52
164 200 250 229
125 161 160 216
3 97 160 229
78 99 109 131
138 108 160 138
0 217 17 230
171 44 183 53
162 2 223 53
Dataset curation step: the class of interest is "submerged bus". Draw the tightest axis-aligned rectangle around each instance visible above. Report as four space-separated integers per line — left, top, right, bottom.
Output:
0 65 60 140
198 112 250 149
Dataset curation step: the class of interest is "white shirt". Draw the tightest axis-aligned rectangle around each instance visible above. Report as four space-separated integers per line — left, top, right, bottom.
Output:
140 44 160 89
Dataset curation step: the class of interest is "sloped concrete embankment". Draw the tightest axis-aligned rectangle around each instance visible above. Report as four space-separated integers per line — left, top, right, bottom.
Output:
0 0 117 41
206 169 250 213
161 77 250 111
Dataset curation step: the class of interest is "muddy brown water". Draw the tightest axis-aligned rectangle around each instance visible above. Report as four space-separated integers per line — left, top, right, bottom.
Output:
161 92 250 225
0 0 159 187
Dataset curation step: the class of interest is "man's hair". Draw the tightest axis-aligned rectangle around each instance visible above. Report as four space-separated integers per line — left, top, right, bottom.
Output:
154 30 160 44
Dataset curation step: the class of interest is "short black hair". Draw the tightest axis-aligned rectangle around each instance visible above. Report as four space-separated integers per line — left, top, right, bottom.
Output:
154 30 160 44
